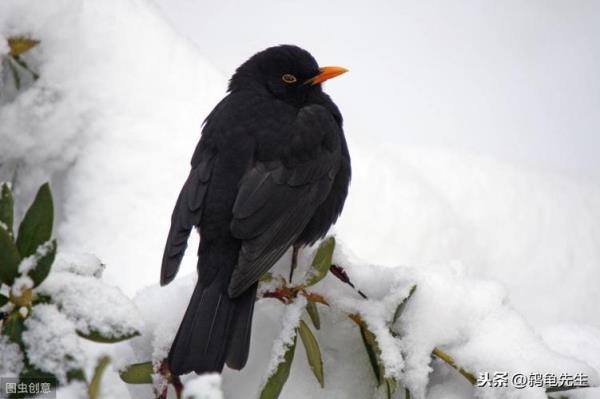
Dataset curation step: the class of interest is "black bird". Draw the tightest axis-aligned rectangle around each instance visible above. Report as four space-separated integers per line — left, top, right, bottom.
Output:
161 45 351 375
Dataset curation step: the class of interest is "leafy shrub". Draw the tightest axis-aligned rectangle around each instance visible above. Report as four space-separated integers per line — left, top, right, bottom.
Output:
0 182 141 398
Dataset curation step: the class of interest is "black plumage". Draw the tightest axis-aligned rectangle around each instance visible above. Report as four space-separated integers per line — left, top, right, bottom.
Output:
161 45 351 375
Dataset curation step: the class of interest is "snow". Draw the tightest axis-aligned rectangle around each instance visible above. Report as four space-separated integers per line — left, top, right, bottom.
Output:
542 324 600 378
55 381 88 399
53 252 105 278
0 0 225 295
10 275 32 297
262 296 306 382
2 0 600 398
37 270 143 340
120 274 196 369
17 240 54 274
0 335 24 378
336 146 600 328
182 373 224 399
22 304 85 384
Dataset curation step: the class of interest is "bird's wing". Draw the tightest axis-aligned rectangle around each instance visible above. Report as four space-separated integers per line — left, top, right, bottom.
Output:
228 105 341 297
161 145 216 286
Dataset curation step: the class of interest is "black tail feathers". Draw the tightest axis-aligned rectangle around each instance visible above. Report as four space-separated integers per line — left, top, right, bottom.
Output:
167 279 257 375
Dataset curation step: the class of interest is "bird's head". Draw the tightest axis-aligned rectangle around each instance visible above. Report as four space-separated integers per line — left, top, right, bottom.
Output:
228 45 348 106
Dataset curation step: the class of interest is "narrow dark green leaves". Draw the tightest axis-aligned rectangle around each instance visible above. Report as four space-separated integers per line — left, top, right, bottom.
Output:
78 329 140 344
298 319 324 388
385 377 397 399
306 301 321 330
260 334 297 399
119 361 153 384
89 356 111 399
2 312 24 344
0 226 21 285
28 239 56 287
0 183 14 236
67 368 87 382
16 183 53 258
358 320 385 385
259 272 274 283
305 237 335 286
357 319 400 395
392 285 417 324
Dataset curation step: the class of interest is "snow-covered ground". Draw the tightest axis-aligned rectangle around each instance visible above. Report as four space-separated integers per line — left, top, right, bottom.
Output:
1 0 600 398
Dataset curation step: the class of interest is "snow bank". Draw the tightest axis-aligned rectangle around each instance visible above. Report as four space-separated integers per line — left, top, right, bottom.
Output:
337 146 600 327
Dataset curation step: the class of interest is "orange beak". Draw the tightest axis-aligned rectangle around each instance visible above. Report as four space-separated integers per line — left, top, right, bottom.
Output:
306 66 349 85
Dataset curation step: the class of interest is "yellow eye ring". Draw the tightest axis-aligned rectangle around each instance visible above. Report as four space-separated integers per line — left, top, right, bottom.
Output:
282 74 297 84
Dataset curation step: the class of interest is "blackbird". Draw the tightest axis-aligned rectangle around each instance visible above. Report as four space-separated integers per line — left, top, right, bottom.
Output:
161 44 351 375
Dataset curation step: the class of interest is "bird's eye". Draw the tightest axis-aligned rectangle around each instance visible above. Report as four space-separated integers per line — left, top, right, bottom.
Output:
281 74 297 84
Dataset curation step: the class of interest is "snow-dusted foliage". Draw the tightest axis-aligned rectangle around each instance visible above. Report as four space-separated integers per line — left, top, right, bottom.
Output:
0 182 142 395
22 304 85 383
37 270 142 340
0 0 226 296
119 239 599 399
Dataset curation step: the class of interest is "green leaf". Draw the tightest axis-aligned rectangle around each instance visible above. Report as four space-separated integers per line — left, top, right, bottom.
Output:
18 366 57 399
304 237 335 286
259 272 273 283
0 226 21 285
67 367 87 383
392 285 417 324
306 301 321 330
119 361 153 384
0 183 14 236
298 319 324 388
89 356 111 399
7 57 21 91
32 294 51 305
28 240 56 287
2 312 24 344
77 329 140 343
385 377 397 399
358 320 385 385
0 294 8 306
16 183 53 258
259 333 297 399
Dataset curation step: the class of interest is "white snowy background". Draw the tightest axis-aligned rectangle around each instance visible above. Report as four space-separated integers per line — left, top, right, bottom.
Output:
1 0 599 398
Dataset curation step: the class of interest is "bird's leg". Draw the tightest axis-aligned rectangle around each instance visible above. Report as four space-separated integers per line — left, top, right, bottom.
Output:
289 244 300 284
